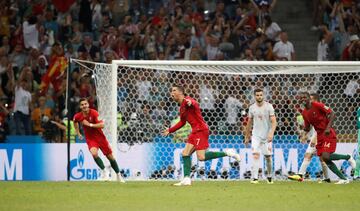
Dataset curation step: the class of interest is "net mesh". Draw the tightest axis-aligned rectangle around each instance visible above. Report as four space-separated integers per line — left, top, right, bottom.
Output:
76 60 360 181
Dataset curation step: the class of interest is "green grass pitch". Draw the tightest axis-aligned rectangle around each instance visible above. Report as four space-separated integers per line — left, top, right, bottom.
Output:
0 181 359 211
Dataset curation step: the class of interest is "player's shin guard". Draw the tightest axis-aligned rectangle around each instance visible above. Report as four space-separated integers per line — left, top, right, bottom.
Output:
298 159 310 176
94 157 105 170
252 158 260 180
265 156 272 178
320 161 329 179
204 151 226 161
183 156 191 177
326 160 347 180
109 159 120 174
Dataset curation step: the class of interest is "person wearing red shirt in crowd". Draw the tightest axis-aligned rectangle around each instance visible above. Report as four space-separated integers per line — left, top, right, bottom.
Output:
299 92 356 184
73 98 125 182
162 84 241 186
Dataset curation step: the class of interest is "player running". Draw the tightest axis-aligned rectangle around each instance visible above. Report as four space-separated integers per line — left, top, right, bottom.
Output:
162 84 241 186
298 92 355 184
74 98 125 182
288 93 330 183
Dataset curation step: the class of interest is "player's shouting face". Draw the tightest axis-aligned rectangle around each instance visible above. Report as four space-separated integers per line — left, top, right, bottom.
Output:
171 86 183 103
80 99 90 113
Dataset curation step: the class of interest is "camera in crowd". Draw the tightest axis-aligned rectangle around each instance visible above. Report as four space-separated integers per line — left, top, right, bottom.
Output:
41 115 61 142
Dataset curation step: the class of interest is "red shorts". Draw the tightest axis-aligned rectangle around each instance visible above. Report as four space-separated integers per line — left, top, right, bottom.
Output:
187 130 209 150
87 139 112 156
316 130 337 156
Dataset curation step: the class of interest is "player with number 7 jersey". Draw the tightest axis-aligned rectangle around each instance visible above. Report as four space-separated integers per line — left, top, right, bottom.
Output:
161 84 241 186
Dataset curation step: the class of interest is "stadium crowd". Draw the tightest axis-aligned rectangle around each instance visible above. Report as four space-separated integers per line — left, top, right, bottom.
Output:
0 0 359 144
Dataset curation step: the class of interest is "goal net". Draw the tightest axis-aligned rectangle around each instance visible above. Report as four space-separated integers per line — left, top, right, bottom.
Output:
73 60 360 181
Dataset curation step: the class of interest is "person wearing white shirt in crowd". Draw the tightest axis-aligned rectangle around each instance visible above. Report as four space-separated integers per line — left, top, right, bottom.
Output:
23 16 40 49
224 89 243 133
273 31 295 61
264 15 281 42
13 67 32 135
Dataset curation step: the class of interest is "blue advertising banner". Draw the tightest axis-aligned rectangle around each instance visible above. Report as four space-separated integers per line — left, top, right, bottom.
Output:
0 140 357 181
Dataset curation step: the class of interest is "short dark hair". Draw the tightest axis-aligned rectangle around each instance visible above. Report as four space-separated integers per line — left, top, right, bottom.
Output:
310 93 320 101
79 98 88 104
300 91 310 97
172 84 185 94
254 88 263 95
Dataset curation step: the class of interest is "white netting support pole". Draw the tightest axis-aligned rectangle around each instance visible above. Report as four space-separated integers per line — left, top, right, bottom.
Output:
110 62 118 161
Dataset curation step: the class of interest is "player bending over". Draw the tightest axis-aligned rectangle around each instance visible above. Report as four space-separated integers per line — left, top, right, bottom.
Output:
162 84 241 186
288 93 330 183
298 92 355 184
244 88 277 184
74 98 125 182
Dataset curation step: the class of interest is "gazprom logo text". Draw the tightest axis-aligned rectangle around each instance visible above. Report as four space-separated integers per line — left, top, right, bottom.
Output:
0 149 22 180
70 150 98 180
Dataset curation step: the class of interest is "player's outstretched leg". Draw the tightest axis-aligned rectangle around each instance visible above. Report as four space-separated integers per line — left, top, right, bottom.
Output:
201 149 241 162
322 153 349 184
224 149 241 162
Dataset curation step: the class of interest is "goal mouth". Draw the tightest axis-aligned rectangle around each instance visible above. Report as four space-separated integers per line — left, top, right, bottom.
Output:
70 59 360 181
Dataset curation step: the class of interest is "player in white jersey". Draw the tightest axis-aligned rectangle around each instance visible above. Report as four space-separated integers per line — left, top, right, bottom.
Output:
245 88 277 184
288 93 330 183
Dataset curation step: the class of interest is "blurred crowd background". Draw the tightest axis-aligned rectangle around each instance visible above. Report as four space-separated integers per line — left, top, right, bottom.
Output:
0 0 359 144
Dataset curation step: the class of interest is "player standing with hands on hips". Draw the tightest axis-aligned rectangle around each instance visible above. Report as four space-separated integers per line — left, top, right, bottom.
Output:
245 88 277 184
162 85 241 186
73 98 125 182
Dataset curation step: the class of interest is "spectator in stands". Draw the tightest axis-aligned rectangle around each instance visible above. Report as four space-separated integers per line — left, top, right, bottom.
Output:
273 31 295 60
23 15 40 49
78 34 101 62
12 67 32 135
79 0 92 32
250 0 277 27
31 96 52 135
342 34 359 60
224 89 244 134
0 97 9 142
263 15 281 42
317 25 332 61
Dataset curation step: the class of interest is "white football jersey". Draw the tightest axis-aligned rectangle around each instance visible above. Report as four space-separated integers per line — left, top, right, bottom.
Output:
248 101 275 140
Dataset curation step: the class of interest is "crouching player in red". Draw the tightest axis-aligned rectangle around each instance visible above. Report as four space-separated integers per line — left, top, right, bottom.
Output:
74 98 125 182
162 85 241 186
299 92 355 184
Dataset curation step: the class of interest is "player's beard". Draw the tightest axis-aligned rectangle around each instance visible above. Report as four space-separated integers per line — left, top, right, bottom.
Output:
256 98 263 104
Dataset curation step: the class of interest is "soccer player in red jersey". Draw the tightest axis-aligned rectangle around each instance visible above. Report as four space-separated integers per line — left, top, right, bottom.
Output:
73 98 125 182
299 92 355 184
162 85 241 186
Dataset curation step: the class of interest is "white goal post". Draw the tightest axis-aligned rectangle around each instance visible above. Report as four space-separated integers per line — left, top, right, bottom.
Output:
72 59 360 180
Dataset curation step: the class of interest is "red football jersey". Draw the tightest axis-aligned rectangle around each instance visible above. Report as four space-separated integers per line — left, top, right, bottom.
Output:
73 109 107 142
302 102 333 134
169 96 208 133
